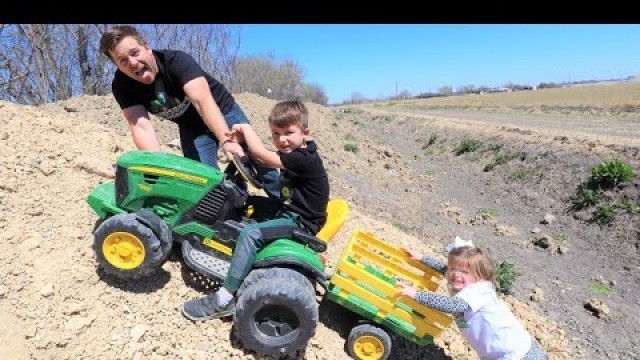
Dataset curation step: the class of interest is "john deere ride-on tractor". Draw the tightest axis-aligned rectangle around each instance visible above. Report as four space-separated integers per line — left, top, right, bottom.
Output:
86 150 349 359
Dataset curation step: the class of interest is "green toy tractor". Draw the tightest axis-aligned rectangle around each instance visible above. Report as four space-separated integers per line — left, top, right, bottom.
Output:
86 150 349 359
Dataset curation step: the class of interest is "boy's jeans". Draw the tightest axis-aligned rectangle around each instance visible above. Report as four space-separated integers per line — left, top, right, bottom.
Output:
223 211 303 292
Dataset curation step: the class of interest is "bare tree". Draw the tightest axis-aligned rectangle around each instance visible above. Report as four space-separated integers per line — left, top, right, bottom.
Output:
0 23 326 106
140 24 241 88
0 24 113 104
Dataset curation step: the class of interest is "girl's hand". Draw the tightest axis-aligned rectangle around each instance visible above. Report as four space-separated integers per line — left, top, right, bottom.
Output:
397 284 417 298
402 247 423 262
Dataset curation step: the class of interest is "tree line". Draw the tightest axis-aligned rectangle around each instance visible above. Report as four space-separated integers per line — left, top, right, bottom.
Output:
0 24 328 106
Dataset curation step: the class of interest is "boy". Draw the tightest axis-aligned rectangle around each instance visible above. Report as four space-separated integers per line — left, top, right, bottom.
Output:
182 99 329 320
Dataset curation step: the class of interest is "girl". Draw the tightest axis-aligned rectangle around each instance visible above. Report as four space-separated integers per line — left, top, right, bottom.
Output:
398 237 548 360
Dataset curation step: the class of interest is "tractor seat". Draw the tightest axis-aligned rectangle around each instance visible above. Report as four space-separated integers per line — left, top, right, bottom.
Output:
222 198 350 253
315 198 350 243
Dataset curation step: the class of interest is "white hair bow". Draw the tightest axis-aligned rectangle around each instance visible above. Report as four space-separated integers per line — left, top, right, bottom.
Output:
447 236 474 253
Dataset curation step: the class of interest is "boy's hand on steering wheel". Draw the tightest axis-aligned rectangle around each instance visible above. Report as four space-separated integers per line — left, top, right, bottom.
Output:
223 140 246 158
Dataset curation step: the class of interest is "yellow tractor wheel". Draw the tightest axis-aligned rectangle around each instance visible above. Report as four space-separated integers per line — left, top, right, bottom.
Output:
347 323 392 360
93 212 172 280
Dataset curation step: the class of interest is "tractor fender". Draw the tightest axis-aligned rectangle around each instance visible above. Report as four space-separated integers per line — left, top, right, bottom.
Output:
253 258 327 289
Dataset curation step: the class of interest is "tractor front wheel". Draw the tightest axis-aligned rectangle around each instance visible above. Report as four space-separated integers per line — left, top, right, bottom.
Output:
93 212 172 280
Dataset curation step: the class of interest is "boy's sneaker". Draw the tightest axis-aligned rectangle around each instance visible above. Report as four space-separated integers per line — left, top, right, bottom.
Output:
182 292 236 321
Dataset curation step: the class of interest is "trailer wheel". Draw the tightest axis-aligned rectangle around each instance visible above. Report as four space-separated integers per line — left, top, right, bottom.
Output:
347 323 392 360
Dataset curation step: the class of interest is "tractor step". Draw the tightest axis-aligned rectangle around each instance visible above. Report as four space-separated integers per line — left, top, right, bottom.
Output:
182 241 230 283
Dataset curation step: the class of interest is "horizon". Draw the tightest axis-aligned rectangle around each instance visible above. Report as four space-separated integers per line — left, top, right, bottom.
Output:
237 24 640 104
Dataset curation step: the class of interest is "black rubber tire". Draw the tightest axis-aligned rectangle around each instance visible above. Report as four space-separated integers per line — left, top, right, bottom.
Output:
347 323 392 360
136 209 173 263
93 212 172 280
234 279 318 359
236 267 315 299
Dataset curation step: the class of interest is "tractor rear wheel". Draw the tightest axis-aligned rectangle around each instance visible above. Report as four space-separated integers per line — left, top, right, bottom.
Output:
93 212 172 280
234 278 318 358
236 267 315 299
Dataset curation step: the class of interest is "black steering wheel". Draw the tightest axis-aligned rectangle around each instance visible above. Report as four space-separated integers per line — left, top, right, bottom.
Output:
225 153 264 189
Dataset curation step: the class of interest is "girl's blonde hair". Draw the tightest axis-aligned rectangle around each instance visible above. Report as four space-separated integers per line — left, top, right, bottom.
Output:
447 246 496 285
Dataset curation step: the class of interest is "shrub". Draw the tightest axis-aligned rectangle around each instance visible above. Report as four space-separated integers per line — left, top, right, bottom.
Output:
495 261 515 295
484 154 511 172
588 158 635 190
454 139 483 156
422 133 438 149
573 185 604 210
618 195 640 214
594 204 616 226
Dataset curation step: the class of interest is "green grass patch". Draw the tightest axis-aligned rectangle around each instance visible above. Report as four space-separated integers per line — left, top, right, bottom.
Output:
392 223 409 232
552 234 568 245
477 207 500 218
344 143 359 153
507 167 528 180
587 282 612 296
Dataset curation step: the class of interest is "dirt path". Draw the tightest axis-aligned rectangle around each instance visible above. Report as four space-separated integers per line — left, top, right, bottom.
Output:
361 107 640 147
339 105 640 360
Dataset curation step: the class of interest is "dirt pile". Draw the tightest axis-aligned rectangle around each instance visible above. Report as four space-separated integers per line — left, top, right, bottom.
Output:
0 94 582 360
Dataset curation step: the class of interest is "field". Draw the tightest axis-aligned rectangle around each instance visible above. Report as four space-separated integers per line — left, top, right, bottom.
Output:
0 81 638 359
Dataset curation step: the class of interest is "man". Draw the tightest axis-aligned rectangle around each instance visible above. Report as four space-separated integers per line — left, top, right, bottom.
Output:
99 24 279 198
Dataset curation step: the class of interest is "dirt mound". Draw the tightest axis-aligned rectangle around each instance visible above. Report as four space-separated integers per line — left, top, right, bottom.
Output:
0 94 586 360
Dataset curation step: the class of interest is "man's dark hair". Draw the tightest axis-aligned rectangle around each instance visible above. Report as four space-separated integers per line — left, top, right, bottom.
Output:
99 25 147 62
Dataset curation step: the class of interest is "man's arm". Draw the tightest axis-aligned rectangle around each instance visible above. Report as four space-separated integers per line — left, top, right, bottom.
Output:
122 105 161 150
183 76 243 155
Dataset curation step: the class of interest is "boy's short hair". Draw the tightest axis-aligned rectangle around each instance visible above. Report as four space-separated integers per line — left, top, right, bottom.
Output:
268 99 309 129
99 25 146 62
448 246 496 284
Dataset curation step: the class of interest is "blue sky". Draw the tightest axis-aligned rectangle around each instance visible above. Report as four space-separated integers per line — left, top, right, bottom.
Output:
237 24 640 104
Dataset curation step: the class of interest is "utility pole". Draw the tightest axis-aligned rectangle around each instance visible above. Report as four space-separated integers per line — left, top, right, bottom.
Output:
395 81 398 99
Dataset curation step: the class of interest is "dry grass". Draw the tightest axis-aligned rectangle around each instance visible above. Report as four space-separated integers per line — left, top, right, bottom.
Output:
381 81 640 108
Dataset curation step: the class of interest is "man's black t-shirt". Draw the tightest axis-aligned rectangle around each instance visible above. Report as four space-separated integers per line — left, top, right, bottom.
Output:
279 140 330 234
111 49 236 133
